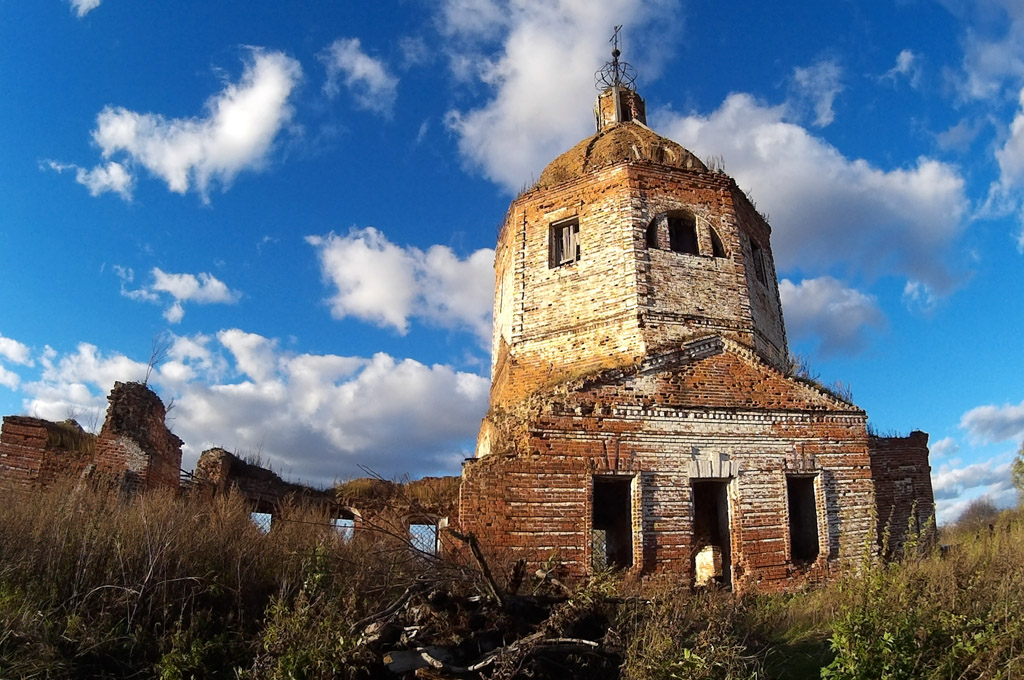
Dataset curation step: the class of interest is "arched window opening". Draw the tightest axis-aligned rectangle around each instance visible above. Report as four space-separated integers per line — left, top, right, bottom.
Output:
710 227 727 258
668 213 699 255
645 220 659 249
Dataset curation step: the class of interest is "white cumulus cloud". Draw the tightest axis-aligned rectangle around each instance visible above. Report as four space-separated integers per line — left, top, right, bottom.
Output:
655 93 969 292
989 87 1024 249
116 266 241 323
307 228 494 341
68 0 100 18
45 161 134 200
930 436 960 460
0 333 32 367
83 49 301 202
779 277 885 356
961 400 1024 444
20 332 490 481
883 49 922 88
791 59 844 127
443 0 680 191
320 38 398 115
944 0 1024 101
932 458 1015 524
21 343 149 427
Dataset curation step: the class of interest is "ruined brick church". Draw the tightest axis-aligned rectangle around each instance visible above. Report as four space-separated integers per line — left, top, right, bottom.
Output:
457 47 934 591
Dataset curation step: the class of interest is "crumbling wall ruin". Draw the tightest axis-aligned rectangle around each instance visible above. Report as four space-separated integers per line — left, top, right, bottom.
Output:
192 447 460 550
0 381 181 495
870 431 935 549
192 447 336 512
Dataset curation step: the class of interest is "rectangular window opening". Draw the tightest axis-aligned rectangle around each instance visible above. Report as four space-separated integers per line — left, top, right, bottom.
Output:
692 480 731 587
592 476 633 570
410 522 439 555
332 517 355 541
550 219 580 267
787 476 819 563
250 511 272 534
751 240 768 285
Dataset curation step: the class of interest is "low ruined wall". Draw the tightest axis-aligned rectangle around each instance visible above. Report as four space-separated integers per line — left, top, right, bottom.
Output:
0 417 95 492
869 431 934 550
193 448 335 511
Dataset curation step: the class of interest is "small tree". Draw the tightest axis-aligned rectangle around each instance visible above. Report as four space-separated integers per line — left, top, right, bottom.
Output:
1012 441 1024 505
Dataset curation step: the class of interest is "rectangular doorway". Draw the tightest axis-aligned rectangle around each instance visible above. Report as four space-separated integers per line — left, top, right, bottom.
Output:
692 480 731 586
787 476 819 563
592 476 633 570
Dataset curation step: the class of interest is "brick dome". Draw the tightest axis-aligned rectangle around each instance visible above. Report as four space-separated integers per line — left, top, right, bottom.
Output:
535 121 709 190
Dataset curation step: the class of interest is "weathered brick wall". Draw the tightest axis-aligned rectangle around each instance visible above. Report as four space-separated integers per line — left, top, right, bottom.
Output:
462 341 874 592
636 169 757 353
489 147 789 410
0 417 95 492
595 86 646 129
490 164 648 407
93 382 182 492
869 432 935 549
731 185 788 367
193 447 334 511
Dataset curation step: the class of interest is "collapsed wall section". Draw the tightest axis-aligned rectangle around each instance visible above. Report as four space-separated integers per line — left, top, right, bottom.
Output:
869 431 935 550
193 447 335 512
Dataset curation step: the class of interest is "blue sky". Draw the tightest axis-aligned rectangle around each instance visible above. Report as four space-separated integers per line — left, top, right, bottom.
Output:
1 0 1022 523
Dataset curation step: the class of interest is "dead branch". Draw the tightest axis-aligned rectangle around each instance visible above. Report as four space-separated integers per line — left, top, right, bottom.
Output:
385 635 605 674
348 585 415 634
446 528 504 606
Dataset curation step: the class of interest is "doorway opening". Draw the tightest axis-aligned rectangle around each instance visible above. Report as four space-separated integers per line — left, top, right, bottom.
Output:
787 476 819 563
692 480 731 586
592 476 633 570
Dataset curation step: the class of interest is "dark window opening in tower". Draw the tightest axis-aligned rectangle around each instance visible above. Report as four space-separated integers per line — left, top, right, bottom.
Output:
645 220 659 249
592 476 633 570
787 476 819 563
549 218 580 267
751 240 768 285
668 214 699 255
710 227 727 258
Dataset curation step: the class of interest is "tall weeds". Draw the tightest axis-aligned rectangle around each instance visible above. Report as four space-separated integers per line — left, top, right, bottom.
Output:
0 481 427 678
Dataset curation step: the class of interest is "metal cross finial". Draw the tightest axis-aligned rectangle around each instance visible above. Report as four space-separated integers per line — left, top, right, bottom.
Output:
595 25 637 91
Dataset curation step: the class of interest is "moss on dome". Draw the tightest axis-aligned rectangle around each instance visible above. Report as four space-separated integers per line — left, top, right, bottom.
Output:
535 121 708 190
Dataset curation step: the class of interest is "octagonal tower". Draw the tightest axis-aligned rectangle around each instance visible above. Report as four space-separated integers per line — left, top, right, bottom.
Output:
489 80 788 410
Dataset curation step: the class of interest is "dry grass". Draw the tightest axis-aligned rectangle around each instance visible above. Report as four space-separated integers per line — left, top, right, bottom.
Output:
0 480 435 679
4 481 1024 679
44 419 96 455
